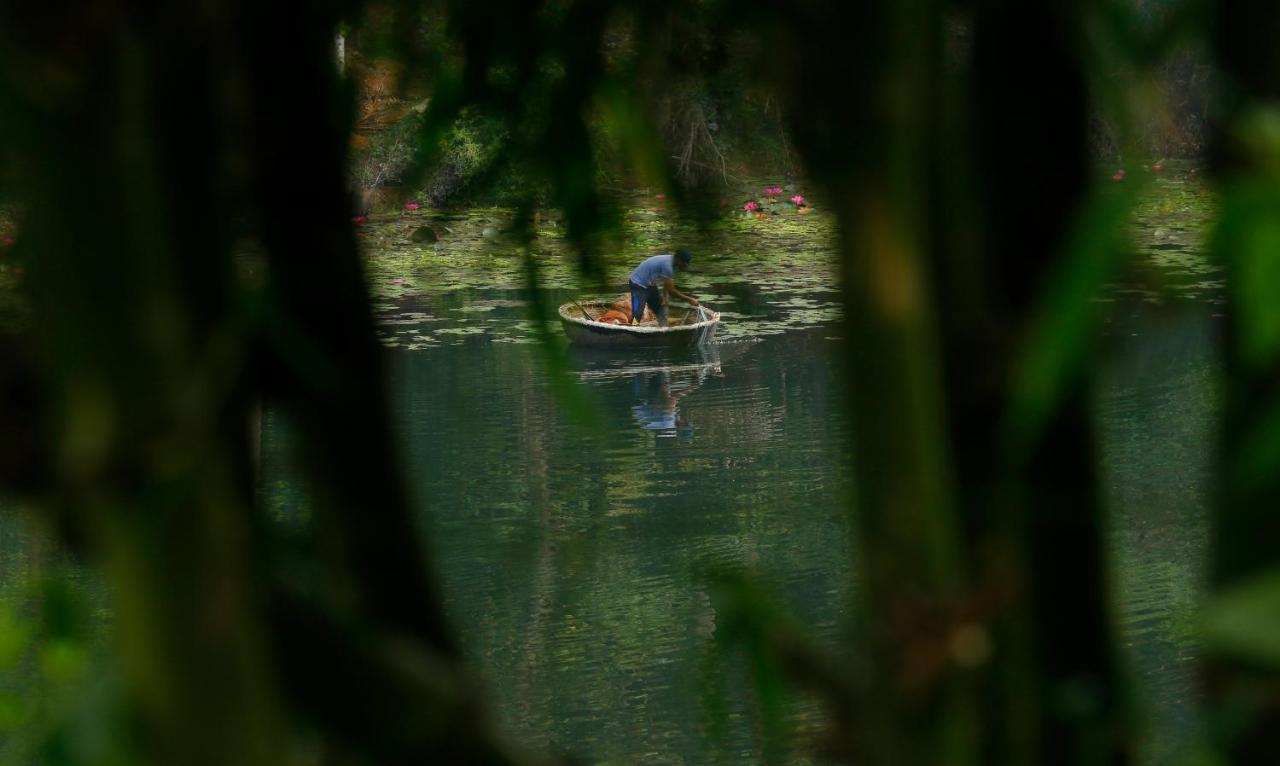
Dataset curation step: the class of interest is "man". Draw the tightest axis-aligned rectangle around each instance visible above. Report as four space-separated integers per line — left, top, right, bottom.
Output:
628 249 699 326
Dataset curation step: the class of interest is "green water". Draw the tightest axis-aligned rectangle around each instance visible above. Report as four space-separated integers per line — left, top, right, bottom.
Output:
2 168 1220 764
294 182 854 763
344 168 1220 763
1100 162 1219 764
381 338 852 763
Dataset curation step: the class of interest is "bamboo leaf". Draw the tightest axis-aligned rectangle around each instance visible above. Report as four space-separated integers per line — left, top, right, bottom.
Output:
1002 182 1141 460
1217 181 1280 368
1204 569 1280 667
521 249 601 430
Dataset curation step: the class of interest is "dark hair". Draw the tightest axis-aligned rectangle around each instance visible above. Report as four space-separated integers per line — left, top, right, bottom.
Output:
674 249 693 263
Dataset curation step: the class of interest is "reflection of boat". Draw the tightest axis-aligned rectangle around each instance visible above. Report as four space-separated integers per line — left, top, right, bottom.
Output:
571 340 753 382
573 341 756 443
558 301 720 349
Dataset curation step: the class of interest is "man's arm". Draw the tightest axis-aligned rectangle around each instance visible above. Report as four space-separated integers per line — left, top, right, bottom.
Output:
662 278 699 306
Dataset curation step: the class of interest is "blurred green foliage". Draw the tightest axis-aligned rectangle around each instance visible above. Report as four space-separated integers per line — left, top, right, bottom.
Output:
0 519 124 766
3 0 1280 764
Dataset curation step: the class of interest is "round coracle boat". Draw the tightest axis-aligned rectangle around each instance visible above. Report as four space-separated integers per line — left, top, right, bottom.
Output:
558 300 720 349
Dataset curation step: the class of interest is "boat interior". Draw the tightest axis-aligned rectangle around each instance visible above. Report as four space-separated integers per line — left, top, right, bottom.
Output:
564 300 711 327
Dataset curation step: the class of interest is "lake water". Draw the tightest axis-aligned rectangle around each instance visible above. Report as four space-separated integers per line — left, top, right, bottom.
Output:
304 185 853 763
379 335 853 763
1099 163 1219 764
2 168 1218 764
346 168 1219 763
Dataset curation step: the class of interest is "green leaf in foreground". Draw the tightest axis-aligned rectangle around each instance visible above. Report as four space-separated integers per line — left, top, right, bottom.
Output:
1214 181 1280 368
1203 568 1280 667
1002 181 1143 461
521 250 601 430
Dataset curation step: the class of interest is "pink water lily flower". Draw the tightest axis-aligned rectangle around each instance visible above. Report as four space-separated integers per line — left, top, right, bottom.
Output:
790 194 806 206
655 193 666 200
743 200 759 212
404 202 420 211
1112 171 1124 182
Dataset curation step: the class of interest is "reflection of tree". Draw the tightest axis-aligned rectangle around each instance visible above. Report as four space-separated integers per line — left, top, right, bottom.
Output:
381 337 851 762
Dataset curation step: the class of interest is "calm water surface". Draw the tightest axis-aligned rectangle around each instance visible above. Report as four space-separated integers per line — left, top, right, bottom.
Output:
384 335 853 763
1098 163 1219 764
343 186 854 762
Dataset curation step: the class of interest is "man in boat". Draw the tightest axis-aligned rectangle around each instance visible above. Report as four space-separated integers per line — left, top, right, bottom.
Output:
629 249 699 327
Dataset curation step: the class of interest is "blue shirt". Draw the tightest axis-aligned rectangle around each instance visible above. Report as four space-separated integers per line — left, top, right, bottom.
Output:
632 402 678 432
629 254 675 288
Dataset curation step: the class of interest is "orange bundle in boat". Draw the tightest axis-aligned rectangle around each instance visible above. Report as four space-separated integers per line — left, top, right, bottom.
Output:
597 309 630 325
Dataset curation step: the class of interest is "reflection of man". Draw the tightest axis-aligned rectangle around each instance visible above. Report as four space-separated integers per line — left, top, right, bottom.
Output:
632 398 678 431
631 371 694 439
628 249 699 327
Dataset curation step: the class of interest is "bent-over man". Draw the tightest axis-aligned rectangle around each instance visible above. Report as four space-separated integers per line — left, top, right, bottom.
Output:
628 249 698 326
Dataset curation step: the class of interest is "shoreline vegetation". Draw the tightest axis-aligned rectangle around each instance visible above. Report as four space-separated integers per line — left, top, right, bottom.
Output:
347 16 1211 215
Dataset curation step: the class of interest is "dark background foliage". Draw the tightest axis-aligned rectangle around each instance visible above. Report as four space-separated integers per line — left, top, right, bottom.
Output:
2 0 1279 764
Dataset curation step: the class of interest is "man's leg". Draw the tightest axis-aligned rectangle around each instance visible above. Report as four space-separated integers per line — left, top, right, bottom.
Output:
646 286 668 326
630 284 646 324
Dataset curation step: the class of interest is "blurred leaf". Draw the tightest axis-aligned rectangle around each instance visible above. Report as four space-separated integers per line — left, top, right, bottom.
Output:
1235 106 1280 177
697 633 731 762
40 638 87 683
520 250 601 430
595 82 668 193
1003 182 1142 460
41 577 88 642
0 602 32 669
0 693 25 730
1214 180 1280 367
1204 569 1280 667
1230 390 1280 494
703 570 792 759
1177 747 1233 766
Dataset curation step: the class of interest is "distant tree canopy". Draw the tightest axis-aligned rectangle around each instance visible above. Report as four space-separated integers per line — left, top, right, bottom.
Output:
342 0 1208 212
3 0 1280 764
